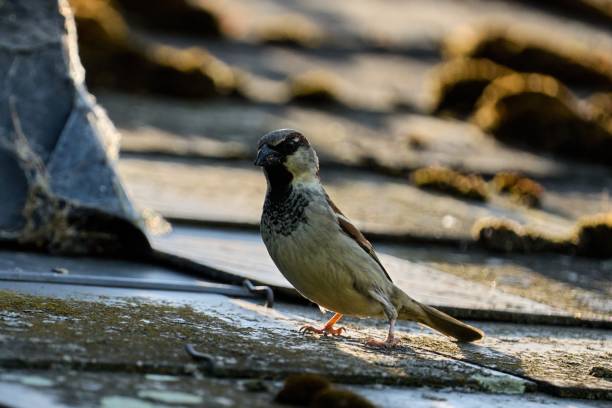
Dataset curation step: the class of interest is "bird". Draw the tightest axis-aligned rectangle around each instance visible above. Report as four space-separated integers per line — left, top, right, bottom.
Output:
255 129 484 347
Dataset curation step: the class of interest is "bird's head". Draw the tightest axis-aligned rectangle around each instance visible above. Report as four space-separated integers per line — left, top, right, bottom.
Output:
255 129 319 187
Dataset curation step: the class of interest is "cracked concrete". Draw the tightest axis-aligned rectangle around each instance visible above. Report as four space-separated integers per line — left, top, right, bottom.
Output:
0 287 610 401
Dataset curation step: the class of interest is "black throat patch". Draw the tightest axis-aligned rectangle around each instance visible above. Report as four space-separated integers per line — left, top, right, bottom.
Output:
261 167 309 237
263 164 293 201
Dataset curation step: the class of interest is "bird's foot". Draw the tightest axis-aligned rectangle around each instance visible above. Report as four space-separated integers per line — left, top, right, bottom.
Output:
299 324 346 337
365 336 400 349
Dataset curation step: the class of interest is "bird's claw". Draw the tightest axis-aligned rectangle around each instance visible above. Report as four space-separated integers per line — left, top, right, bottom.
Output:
299 325 323 335
299 324 346 337
326 326 346 336
365 337 400 349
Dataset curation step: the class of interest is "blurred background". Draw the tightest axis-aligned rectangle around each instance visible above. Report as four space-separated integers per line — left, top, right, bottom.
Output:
0 3 611 405
68 0 612 316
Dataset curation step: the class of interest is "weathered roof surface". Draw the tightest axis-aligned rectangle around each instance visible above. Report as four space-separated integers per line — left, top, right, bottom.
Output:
2 0 612 406
201 0 612 53
0 371 608 408
107 93 571 178
151 226 611 325
118 157 584 241
0 274 610 403
1 239 611 405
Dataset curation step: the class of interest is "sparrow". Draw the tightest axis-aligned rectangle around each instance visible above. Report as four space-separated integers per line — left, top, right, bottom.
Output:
255 129 484 347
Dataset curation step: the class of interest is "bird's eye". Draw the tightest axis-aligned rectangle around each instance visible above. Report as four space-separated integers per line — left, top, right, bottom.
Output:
283 138 297 147
271 135 302 154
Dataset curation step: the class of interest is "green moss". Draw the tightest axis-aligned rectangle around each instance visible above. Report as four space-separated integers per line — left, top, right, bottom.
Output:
428 57 512 116
470 374 526 395
491 172 544 208
411 166 489 202
427 258 606 321
1 292 406 385
70 0 235 97
443 25 612 88
473 213 612 259
256 15 324 48
114 0 224 37
0 290 239 373
473 73 612 164
472 217 571 254
573 213 612 258
589 366 612 380
587 92 612 124
288 70 341 105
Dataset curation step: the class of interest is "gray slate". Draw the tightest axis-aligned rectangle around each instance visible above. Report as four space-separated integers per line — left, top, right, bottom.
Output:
0 0 147 255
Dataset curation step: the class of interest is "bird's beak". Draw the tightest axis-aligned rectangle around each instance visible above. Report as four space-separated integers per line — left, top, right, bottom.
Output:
254 145 281 167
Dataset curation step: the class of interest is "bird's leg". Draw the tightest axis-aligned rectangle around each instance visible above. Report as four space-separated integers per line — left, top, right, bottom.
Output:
299 313 346 336
365 290 401 348
366 318 400 348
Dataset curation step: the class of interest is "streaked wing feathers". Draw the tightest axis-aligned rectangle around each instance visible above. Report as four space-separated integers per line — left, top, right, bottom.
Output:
326 194 393 283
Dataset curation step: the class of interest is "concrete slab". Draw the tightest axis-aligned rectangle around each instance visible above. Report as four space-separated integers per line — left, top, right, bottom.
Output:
0 290 534 393
0 370 284 408
406 326 612 400
180 40 431 111
150 226 609 325
104 93 568 179
385 245 612 321
0 250 197 282
0 370 608 408
212 0 612 55
118 158 579 244
0 288 610 400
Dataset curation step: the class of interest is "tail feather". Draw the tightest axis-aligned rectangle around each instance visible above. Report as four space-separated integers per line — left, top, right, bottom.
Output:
398 292 484 342
417 303 484 342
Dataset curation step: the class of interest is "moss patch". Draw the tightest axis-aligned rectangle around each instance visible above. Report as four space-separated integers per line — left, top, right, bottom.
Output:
573 213 612 258
470 374 526 395
407 334 612 400
473 73 612 164
114 0 224 37
0 294 311 377
473 214 612 259
70 0 235 97
426 256 610 321
491 172 544 208
443 25 612 88
587 92 612 125
428 57 513 116
411 166 489 202
288 70 342 105
589 366 612 380
256 15 324 48
0 290 241 373
472 217 571 254
0 292 536 392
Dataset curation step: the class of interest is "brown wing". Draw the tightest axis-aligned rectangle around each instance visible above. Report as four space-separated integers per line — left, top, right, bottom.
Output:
326 194 393 283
